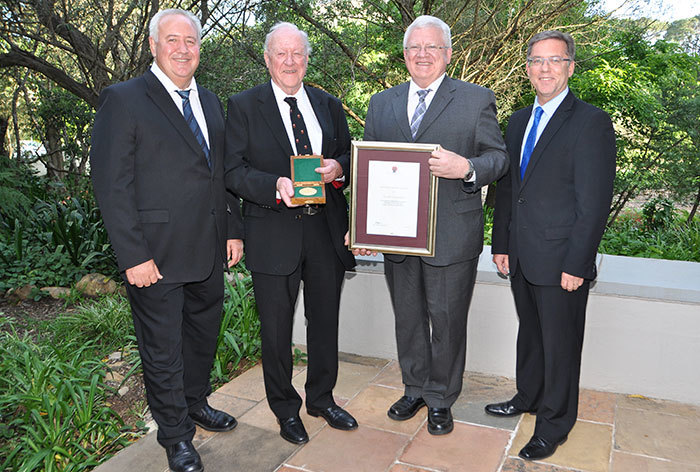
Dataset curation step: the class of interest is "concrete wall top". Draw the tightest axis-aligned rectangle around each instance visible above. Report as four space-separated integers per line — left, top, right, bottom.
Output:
356 246 700 304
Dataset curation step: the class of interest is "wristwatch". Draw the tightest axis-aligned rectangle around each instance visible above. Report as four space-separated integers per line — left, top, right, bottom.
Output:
462 159 474 182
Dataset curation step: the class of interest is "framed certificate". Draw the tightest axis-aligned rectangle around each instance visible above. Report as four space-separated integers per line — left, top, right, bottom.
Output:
349 141 439 256
290 154 326 205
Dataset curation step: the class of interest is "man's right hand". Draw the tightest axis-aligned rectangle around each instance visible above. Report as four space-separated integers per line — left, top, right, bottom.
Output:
125 259 163 287
493 254 509 276
276 177 300 208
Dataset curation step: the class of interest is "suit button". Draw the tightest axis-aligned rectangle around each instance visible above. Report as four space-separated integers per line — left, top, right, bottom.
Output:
295 214 302 220
518 198 525 204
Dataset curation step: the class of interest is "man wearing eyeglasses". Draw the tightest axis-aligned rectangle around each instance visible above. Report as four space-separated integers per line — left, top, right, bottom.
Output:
487 30 616 460
363 15 507 436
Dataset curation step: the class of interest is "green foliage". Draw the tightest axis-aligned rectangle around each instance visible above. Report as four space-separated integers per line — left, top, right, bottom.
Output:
599 209 700 262
211 273 262 384
0 330 134 471
51 295 134 352
293 346 308 366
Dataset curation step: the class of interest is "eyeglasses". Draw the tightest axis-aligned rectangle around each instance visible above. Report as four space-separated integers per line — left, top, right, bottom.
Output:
527 56 572 67
404 44 450 54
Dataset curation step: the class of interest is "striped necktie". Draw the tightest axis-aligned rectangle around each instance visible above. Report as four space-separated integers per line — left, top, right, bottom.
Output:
410 89 431 139
176 90 211 169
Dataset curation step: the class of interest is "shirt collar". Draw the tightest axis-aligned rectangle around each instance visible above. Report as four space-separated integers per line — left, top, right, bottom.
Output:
270 79 307 103
150 62 198 94
534 87 569 117
408 73 446 97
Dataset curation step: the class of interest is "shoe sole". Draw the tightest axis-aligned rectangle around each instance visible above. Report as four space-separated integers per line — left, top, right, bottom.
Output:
307 410 358 431
484 408 535 418
192 419 238 432
387 403 426 421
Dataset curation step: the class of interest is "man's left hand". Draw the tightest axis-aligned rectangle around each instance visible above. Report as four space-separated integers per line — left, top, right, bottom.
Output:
227 239 244 267
315 159 343 183
428 148 471 179
561 272 584 292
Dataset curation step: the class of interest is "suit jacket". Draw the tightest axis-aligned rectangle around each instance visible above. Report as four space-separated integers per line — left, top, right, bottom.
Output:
90 70 243 283
364 77 508 266
492 91 616 285
224 82 355 275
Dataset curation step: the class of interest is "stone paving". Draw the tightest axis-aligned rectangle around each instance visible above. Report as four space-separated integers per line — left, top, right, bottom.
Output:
95 353 700 472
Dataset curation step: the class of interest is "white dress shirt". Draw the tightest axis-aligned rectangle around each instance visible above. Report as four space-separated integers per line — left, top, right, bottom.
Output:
520 87 569 164
150 63 210 148
270 80 323 156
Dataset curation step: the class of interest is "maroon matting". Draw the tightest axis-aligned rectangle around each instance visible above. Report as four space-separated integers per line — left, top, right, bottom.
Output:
354 148 432 250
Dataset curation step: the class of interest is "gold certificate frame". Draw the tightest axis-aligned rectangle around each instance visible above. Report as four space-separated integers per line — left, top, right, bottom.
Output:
349 140 439 256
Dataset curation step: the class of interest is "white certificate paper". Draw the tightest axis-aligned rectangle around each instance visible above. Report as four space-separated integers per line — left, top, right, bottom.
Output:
366 160 420 237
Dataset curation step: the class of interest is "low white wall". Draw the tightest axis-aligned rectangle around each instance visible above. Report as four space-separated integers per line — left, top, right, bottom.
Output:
293 249 700 405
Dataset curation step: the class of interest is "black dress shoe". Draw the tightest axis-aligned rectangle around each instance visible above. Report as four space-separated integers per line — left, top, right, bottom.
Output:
484 400 532 417
387 395 426 421
278 416 309 445
307 404 358 430
427 407 453 435
518 435 567 460
190 404 238 432
165 440 203 472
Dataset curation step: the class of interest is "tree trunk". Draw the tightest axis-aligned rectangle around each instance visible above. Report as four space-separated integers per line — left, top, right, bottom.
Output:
0 115 8 157
687 184 700 224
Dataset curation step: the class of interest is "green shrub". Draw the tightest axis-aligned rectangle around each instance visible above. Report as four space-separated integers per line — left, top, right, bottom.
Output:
0 329 134 471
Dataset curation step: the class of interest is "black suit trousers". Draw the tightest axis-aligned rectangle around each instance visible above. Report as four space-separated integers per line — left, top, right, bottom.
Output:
509 267 589 442
123 263 223 447
251 211 345 419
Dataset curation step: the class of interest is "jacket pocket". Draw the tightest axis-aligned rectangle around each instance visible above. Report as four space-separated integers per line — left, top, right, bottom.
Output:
544 225 573 240
138 209 169 224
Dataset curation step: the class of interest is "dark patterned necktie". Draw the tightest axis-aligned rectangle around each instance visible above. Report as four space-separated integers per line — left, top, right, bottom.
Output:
176 90 211 169
520 106 543 179
410 89 431 139
284 97 312 155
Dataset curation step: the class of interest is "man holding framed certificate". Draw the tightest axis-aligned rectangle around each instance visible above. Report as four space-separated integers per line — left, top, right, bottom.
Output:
363 15 508 435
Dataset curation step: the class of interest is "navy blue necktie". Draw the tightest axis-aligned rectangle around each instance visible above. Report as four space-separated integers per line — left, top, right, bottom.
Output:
176 90 211 169
520 106 543 179
284 97 312 155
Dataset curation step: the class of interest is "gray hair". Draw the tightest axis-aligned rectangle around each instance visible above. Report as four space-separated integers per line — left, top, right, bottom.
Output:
527 30 575 60
264 22 311 55
403 15 452 49
149 9 202 43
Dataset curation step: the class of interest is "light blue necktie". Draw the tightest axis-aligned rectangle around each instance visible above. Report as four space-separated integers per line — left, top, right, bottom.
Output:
520 106 543 180
410 89 431 139
176 90 211 169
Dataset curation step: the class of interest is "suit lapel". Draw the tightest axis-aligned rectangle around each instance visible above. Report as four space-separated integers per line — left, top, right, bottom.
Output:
306 85 332 156
391 82 412 142
511 106 531 185
143 71 203 159
257 82 295 157
414 77 455 141
521 91 575 188
198 87 219 173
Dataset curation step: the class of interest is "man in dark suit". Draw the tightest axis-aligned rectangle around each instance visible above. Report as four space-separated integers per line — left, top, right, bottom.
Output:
363 15 508 435
90 9 243 472
486 30 616 460
224 22 357 445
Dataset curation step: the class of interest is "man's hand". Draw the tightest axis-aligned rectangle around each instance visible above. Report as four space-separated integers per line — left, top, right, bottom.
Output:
344 231 378 256
276 177 300 207
227 239 244 267
493 254 509 276
428 147 471 179
315 159 343 183
125 259 163 287
561 272 584 292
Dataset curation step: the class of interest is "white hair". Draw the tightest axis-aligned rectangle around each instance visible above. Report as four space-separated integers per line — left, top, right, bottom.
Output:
264 22 311 55
403 15 451 49
149 9 202 43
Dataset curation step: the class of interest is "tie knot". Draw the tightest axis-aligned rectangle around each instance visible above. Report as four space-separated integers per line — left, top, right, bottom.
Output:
177 90 191 101
284 97 297 109
417 89 430 101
